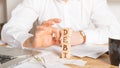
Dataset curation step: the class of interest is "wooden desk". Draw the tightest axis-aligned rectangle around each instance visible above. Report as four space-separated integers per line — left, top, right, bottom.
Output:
66 54 118 68
0 44 119 68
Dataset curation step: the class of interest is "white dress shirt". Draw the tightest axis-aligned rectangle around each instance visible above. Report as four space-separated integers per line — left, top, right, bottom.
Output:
1 0 120 48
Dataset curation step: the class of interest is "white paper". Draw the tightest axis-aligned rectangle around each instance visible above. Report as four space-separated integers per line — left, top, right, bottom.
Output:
14 62 44 68
59 59 87 66
39 44 108 59
71 44 108 59
14 44 107 68
14 62 70 68
14 52 70 68
28 50 87 67
32 51 60 64
45 62 70 68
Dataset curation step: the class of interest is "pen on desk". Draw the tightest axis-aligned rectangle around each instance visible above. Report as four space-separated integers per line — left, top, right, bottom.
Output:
33 56 47 68
30 48 47 68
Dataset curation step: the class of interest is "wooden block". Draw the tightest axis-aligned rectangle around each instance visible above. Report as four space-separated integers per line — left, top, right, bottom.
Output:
60 28 72 59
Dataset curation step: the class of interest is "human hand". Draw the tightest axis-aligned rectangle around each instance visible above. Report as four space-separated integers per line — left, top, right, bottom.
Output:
33 18 61 48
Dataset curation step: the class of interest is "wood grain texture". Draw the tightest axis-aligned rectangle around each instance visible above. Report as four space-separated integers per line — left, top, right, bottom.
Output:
61 28 72 59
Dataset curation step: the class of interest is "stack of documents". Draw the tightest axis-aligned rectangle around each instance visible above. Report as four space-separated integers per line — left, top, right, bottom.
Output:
41 44 108 59
14 51 87 68
14 44 108 68
71 44 108 59
14 62 70 68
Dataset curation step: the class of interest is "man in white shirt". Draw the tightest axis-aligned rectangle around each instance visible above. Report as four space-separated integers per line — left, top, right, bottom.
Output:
1 0 120 48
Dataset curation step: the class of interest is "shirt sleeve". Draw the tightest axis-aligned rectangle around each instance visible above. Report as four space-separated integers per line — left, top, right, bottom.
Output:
1 0 43 48
84 0 120 44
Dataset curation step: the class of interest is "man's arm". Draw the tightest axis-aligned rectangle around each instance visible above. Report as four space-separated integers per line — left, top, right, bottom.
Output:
1 0 42 48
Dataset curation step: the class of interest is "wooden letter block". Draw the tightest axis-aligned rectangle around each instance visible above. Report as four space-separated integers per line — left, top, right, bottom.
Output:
60 28 72 59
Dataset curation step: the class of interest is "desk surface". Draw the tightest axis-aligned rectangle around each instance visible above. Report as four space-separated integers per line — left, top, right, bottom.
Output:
67 54 118 68
0 44 119 68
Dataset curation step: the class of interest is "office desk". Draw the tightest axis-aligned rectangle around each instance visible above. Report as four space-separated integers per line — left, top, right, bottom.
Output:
66 54 118 68
0 44 119 68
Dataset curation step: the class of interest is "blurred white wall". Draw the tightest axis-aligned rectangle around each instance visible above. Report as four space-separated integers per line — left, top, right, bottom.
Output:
6 0 23 20
0 0 7 23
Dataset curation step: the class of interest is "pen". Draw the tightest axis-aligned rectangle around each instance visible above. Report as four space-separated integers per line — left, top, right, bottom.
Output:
33 55 46 68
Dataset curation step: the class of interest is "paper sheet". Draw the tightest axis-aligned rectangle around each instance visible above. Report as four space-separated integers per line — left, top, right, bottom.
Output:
14 44 108 68
71 44 108 59
14 62 44 68
30 51 87 66
14 62 70 68
14 51 86 68
45 63 70 68
59 59 87 66
14 51 70 68
41 44 108 59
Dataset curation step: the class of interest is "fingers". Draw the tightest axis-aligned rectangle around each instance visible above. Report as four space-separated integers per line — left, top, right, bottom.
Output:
36 18 61 31
36 26 60 45
42 18 61 26
48 18 61 23
52 28 61 45
34 18 61 47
